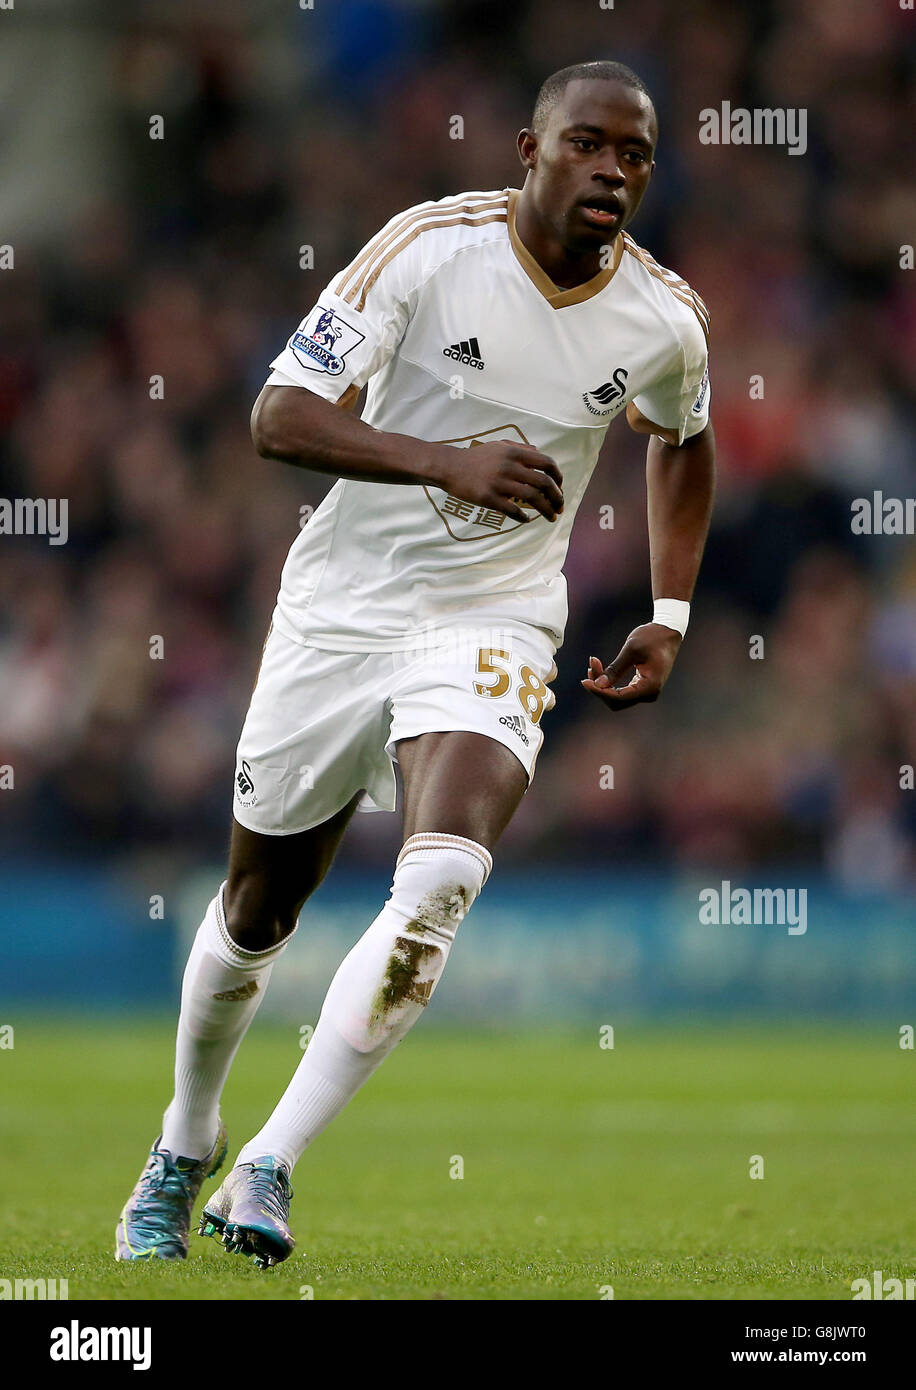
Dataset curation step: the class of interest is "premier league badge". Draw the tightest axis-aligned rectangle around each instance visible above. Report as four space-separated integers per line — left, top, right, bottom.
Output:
289 304 366 376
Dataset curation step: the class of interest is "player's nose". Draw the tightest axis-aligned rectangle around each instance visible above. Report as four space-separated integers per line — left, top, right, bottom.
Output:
590 156 626 186
592 166 625 188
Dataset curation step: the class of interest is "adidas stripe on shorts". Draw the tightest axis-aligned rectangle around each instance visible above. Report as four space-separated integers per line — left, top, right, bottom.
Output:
233 621 557 836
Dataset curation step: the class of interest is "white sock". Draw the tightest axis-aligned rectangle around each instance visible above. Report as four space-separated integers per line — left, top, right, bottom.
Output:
161 882 294 1160
235 833 492 1173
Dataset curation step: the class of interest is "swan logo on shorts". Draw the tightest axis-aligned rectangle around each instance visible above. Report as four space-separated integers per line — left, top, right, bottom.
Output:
235 759 258 808
289 305 365 376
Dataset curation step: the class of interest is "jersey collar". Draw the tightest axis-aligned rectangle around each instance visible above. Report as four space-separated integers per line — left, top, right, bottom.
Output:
506 188 623 308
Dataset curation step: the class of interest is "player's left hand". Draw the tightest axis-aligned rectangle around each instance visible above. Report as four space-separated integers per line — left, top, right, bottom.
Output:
581 623 682 712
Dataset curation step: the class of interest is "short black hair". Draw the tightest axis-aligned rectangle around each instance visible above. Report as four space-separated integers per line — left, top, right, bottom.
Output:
532 60 656 136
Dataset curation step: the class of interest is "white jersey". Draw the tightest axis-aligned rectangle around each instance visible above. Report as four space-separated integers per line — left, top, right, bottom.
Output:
266 187 710 653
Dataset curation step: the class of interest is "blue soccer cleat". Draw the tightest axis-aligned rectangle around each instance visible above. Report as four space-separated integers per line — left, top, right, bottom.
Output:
115 1123 228 1261
199 1156 295 1269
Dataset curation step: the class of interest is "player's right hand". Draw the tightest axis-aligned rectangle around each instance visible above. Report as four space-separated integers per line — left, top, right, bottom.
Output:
435 441 564 524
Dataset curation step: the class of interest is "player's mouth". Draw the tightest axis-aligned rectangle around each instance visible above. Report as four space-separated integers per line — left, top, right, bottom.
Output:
577 197 623 229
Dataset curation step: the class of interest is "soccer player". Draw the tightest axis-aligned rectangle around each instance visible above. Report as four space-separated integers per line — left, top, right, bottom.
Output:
117 60 715 1268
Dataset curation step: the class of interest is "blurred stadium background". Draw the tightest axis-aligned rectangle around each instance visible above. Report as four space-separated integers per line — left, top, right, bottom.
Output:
1 0 914 1024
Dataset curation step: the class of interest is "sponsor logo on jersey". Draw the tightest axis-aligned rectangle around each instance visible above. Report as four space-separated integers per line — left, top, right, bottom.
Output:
289 304 365 376
498 713 530 746
583 367 629 415
425 424 534 540
235 759 257 808
691 365 710 415
443 337 485 369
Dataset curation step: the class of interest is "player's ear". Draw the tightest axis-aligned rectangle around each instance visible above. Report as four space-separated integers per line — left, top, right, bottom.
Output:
517 128 538 169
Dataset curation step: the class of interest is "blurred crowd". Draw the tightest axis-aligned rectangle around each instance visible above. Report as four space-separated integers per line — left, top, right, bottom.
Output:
0 0 913 887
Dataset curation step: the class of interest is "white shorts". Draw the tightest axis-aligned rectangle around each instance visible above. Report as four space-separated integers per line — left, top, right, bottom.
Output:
233 620 558 835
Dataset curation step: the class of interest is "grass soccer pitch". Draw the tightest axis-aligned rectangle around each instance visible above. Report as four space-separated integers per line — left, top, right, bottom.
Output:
2 1020 912 1301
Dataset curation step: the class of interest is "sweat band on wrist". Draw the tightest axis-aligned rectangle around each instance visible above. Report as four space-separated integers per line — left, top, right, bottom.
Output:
652 598 690 637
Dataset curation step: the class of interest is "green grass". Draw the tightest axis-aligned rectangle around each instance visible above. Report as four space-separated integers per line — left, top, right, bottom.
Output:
1 1019 913 1300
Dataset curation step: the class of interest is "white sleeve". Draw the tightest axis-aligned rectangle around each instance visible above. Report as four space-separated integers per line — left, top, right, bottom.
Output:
266 215 421 404
631 314 711 444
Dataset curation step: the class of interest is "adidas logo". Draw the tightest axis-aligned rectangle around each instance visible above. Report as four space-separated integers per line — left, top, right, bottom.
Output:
213 979 259 1001
498 713 530 746
443 337 485 370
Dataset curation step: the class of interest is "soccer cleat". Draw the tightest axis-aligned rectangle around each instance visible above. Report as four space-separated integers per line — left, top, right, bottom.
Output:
199 1156 295 1269
115 1122 228 1261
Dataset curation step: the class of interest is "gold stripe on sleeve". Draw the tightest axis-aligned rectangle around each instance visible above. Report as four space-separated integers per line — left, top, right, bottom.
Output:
347 208 508 312
336 193 509 305
622 233 710 342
